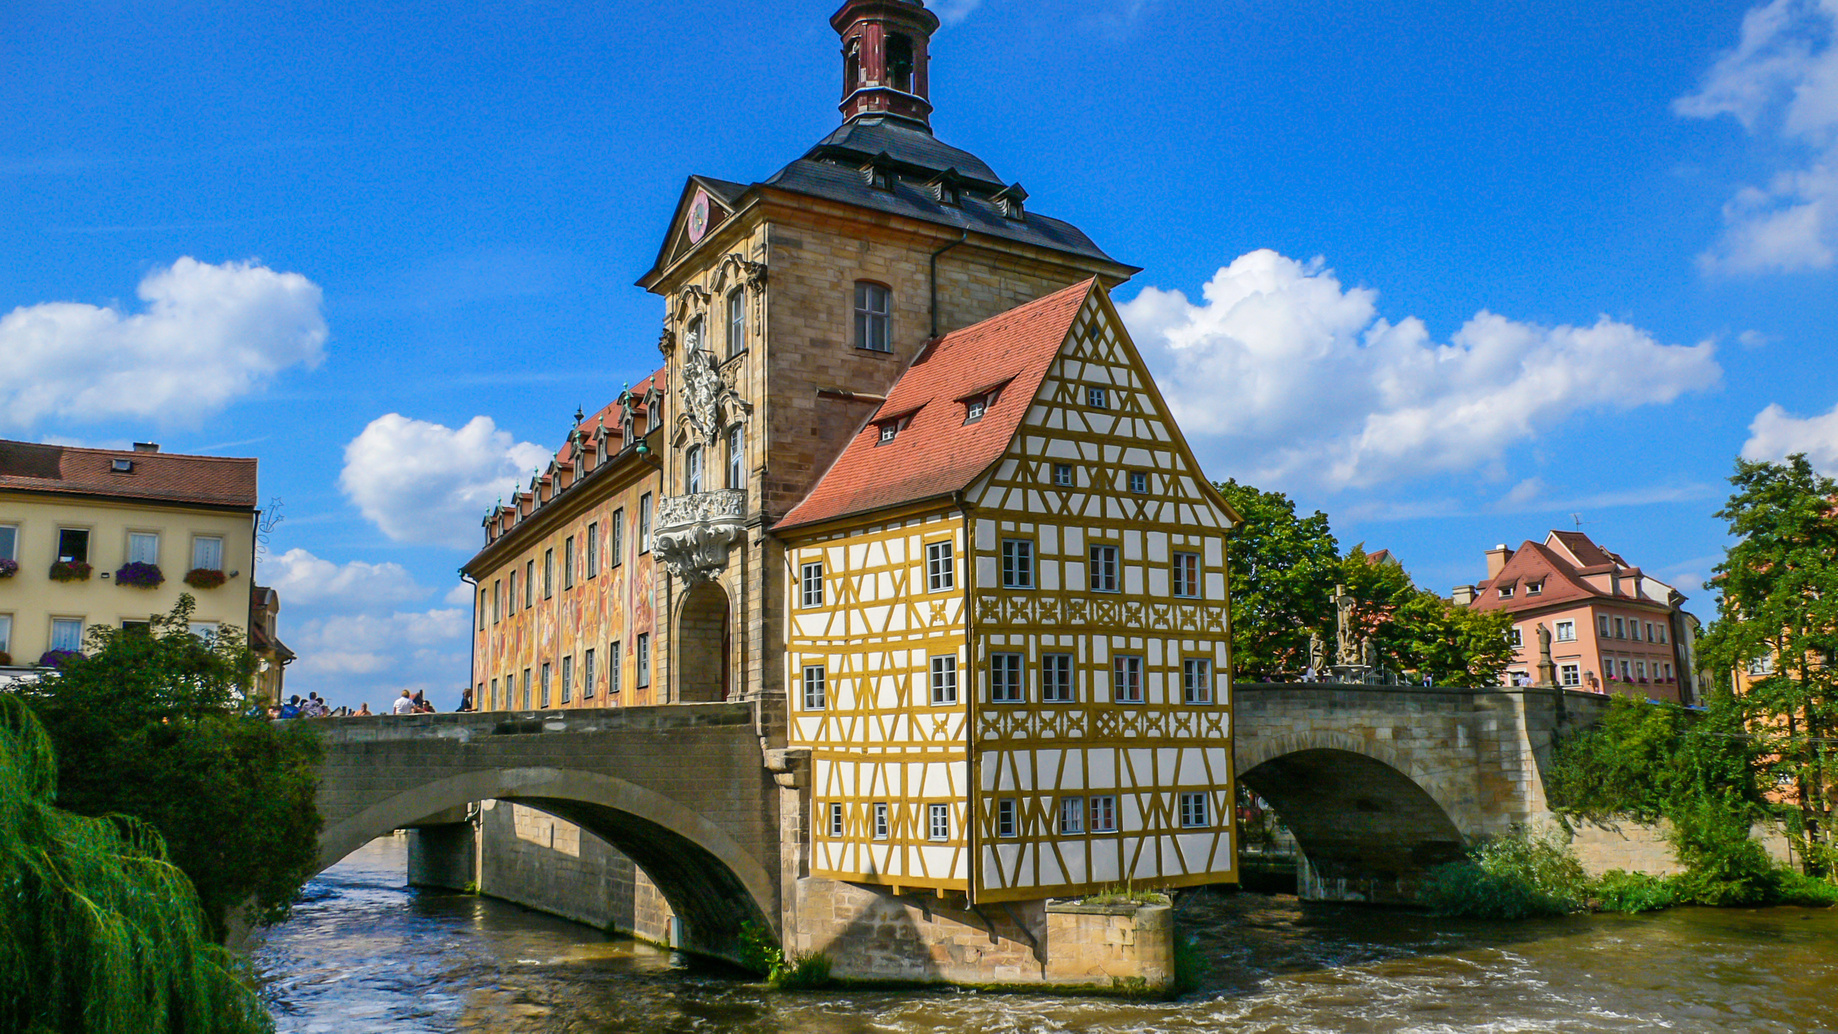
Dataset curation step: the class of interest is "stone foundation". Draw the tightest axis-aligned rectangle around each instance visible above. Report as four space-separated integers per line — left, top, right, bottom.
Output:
473 802 677 946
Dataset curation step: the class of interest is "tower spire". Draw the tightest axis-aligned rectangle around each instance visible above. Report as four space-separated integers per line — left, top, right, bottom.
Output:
831 0 940 131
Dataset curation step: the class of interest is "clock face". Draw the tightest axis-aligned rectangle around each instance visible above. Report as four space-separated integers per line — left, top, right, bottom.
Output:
687 190 711 244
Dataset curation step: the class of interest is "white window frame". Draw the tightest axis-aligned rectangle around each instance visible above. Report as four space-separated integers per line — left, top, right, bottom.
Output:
1560 663 1580 687
930 653 958 705
561 654 574 703
636 633 651 688
803 664 827 710
801 562 824 608
639 493 653 553
127 532 160 566
1128 470 1147 494
686 444 704 495
1058 795 1084 835
855 282 892 353
727 425 744 490
586 523 599 577
50 617 84 653
609 641 622 695
1173 552 1199 598
541 662 553 706
190 534 222 572
929 803 950 842
991 652 1025 703
0 613 11 657
1179 792 1208 828
1555 620 1575 642
563 536 575 589
926 540 954 592
1509 627 1523 648
0 524 17 561
828 802 844 838
1042 653 1075 703
873 802 889 840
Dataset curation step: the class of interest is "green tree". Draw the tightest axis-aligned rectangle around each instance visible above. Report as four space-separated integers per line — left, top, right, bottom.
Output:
0 693 273 1034
1698 454 1838 878
1335 546 1513 687
18 595 323 939
1215 479 1340 679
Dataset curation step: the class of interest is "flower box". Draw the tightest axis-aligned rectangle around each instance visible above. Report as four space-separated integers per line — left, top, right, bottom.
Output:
49 560 92 582
0 558 16 579
184 567 227 589
115 562 165 589
0 651 11 666
38 649 83 668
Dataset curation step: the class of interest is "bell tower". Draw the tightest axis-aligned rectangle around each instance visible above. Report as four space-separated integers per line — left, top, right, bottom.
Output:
832 0 940 130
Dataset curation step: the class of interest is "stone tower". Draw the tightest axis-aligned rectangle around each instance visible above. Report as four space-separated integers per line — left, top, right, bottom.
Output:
833 0 940 128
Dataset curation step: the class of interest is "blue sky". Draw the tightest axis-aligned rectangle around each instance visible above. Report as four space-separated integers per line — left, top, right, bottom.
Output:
5 0 1836 708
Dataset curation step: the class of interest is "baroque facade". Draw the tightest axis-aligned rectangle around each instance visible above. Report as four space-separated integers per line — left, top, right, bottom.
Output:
462 0 1239 941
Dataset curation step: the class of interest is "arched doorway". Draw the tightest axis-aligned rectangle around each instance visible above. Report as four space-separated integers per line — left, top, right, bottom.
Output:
677 581 731 702
1239 748 1466 904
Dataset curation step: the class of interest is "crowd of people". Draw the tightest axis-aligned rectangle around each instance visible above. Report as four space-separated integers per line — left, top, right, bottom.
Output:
267 688 467 719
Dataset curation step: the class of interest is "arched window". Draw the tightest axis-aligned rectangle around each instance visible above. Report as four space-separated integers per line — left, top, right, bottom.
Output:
727 287 746 356
854 281 891 352
685 316 704 354
844 39 861 94
727 424 744 490
888 34 914 92
685 444 704 495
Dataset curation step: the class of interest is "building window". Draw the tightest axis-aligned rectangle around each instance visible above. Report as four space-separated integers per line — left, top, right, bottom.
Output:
1664 662 1673 680
610 509 625 566
1183 657 1212 704
636 634 651 688
488 677 498 711
609 641 622 694
873 802 889 840
1058 796 1084 835
996 799 1017 838
1086 386 1108 409
492 580 502 624
544 549 555 598
803 665 827 709
1128 471 1148 494
727 286 747 356
686 444 704 495
0 524 16 561
1113 655 1143 704
508 570 519 613
190 535 222 572
1526 581 1543 596
524 560 535 607
1560 664 1580 687
1630 621 1642 643
1619 659 1631 679
855 281 891 352
57 528 90 565
991 652 1024 703
877 421 899 444
927 540 954 592
728 425 744 490
1179 792 1209 828
561 655 574 703
1498 585 1513 599
583 648 596 700
639 494 653 553
1614 617 1625 639
801 562 824 608
929 803 949 842
540 662 553 707
829 802 844 838
1509 627 1523 648
1053 463 1073 487
1042 654 1075 703
188 621 217 642
1089 545 1119 593
563 537 575 589
1173 552 1199 598
1089 795 1117 833
586 523 599 577
1657 624 1668 645
1748 655 1774 676
127 532 159 565
1001 539 1034 588
931 654 958 705
522 668 532 709
50 617 83 653
1555 620 1575 642
1636 661 1647 679
478 588 487 631
1599 614 1611 637
964 396 987 423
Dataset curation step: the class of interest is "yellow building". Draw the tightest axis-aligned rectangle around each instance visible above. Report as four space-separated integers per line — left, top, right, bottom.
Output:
0 439 262 679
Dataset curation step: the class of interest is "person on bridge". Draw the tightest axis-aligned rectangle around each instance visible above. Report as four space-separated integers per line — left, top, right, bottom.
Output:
278 695 302 719
355 702 373 716
411 690 433 713
392 690 415 715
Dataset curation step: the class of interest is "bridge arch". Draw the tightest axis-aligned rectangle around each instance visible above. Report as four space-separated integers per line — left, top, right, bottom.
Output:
316 766 776 957
1238 731 1468 904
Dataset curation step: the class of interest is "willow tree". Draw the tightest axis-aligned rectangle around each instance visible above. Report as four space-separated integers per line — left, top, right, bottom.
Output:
0 693 274 1034
1700 454 1838 879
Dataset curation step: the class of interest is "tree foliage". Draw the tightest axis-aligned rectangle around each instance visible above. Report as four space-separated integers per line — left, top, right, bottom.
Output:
17 595 323 940
0 693 273 1034
1697 454 1838 878
1216 479 1510 685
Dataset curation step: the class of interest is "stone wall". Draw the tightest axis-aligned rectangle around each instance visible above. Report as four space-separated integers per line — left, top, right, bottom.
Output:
476 802 677 945
1043 902 1173 989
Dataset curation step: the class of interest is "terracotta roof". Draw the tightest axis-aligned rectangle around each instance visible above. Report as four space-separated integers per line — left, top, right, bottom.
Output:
1469 531 1679 614
0 439 256 509
777 279 1095 530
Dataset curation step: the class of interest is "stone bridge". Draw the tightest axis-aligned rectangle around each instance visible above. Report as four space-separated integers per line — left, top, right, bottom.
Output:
1234 682 1611 903
311 701 781 957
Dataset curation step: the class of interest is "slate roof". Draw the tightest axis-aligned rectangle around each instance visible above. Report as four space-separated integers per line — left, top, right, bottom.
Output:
0 439 257 509
777 279 1095 530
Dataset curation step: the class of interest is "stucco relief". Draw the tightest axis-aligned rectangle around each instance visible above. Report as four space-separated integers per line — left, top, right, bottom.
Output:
652 489 746 585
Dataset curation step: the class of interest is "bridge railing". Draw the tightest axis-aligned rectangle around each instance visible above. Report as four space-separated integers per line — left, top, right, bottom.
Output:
306 701 758 744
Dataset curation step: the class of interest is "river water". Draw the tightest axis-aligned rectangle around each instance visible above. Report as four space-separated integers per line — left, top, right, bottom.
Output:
254 837 1838 1034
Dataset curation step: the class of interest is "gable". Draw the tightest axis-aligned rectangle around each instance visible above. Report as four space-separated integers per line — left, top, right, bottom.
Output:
640 177 748 288
968 288 1239 529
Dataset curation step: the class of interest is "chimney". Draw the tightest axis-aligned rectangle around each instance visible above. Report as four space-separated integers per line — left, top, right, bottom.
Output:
133 442 159 453
832 0 940 130
1485 544 1513 579
1452 585 1477 607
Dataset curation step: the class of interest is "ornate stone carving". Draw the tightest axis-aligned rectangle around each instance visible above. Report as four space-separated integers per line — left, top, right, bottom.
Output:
679 339 751 445
652 489 746 584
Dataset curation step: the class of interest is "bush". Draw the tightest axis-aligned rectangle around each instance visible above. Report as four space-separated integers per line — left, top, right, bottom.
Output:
115 561 165 588
772 951 833 989
1593 870 1676 913
0 652 11 667
1666 795 1780 906
0 558 16 578
735 920 832 989
1423 827 1589 919
1772 869 1838 907
183 568 227 589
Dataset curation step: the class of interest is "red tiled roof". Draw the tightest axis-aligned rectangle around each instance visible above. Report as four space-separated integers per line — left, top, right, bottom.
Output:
0 439 256 509
776 279 1096 530
1469 531 1679 614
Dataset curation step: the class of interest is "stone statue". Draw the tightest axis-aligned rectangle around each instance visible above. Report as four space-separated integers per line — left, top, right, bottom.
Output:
1360 635 1378 670
1536 622 1553 663
1332 584 1358 666
678 340 750 446
1308 630 1328 675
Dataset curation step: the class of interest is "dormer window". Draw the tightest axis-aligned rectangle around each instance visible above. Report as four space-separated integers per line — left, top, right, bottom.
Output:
862 162 896 191
1526 581 1543 596
993 183 1028 221
879 423 898 443
110 458 133 472
874 411 914 444
1498 585 1514 599
965 397 987 423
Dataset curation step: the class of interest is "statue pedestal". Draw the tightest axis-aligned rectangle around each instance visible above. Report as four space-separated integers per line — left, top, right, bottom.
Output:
1331 664 1374 684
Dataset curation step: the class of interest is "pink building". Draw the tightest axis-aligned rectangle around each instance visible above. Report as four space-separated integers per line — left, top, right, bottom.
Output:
1454 531 1698 703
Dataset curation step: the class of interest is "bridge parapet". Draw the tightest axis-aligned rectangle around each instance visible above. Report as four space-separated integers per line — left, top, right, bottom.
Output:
309 701 757 745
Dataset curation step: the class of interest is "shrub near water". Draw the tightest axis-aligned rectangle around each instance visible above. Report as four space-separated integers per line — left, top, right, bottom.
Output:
1423 828 1591 919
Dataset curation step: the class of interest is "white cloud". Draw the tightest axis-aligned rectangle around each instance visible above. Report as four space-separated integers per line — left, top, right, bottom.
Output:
0 257 326 428
287 609 468 679
339 414 550 550
1742 400 1838 469
262 547 427 608
1120 249 1722 490
443 582 476 606
930 0 982 25
1676 0 1838 274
